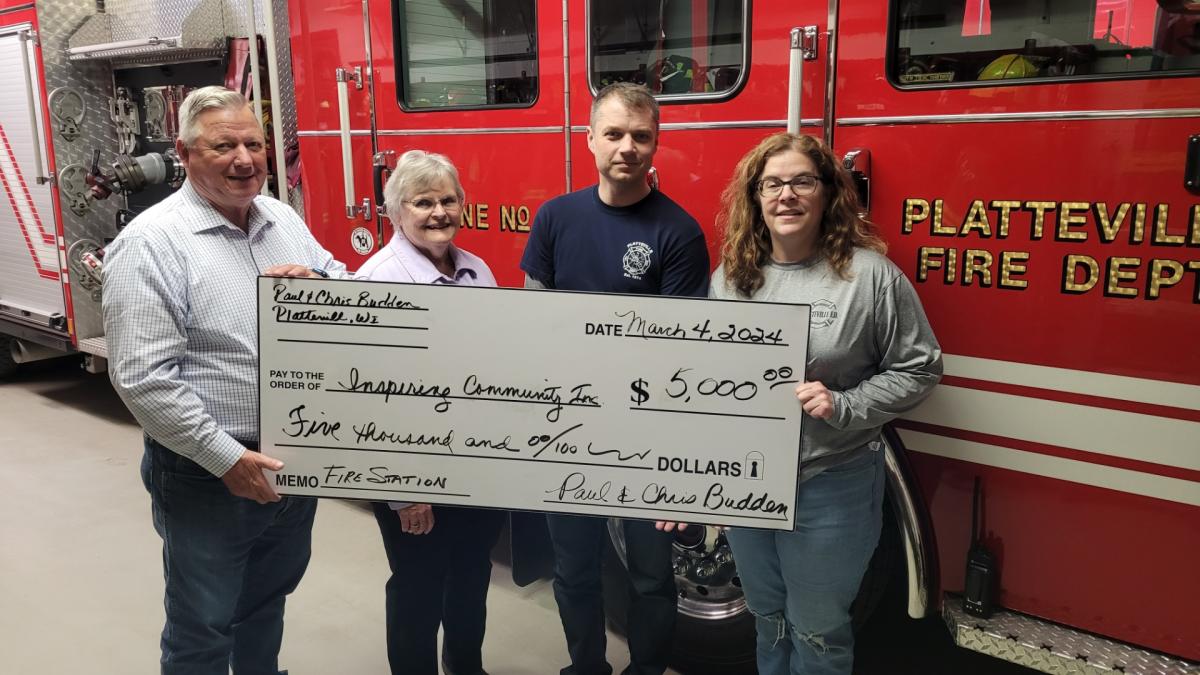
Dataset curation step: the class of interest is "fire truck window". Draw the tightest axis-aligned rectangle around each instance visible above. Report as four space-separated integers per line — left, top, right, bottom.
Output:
892 0 1200 87
588 0 746 99
396 0 538 109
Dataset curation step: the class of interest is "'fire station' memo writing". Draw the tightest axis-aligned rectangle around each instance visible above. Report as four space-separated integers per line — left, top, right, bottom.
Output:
258 277 810 530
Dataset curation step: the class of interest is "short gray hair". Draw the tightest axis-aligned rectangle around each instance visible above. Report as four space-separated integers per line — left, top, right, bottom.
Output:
384 150 465 224
178 86 253 145
590 82 659 129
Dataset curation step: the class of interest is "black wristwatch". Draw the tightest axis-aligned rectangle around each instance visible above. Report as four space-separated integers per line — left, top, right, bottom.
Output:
311 267 330 278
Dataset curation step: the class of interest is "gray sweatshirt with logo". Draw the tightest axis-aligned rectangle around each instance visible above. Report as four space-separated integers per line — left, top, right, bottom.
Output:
710 248 943 482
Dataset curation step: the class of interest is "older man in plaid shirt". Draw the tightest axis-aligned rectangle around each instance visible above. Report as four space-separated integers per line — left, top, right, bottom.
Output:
103 86 345 675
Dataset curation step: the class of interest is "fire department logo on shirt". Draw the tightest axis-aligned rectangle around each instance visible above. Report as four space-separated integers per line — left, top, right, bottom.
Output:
811 299 838 328
622 242 654 280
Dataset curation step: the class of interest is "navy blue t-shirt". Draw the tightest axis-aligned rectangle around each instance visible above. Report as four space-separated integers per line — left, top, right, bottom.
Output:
520 186 710 297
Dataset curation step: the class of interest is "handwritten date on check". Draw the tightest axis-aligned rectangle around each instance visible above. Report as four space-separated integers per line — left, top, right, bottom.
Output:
258 277 810 530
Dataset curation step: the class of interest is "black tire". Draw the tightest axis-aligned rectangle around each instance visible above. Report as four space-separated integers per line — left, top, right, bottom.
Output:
601 502 901 675
0 335 16 379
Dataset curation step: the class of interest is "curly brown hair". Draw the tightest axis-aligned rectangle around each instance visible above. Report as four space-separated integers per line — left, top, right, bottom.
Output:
716 133 885 298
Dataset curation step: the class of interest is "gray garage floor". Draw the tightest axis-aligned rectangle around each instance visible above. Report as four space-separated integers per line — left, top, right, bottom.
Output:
0 358 665 674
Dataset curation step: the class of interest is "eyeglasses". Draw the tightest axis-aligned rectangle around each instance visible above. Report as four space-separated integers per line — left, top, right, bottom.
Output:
402 196 462 212
758 175 822 197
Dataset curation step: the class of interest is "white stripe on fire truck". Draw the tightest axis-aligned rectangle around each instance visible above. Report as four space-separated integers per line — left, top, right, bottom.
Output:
905 386 1199 472
896 429 1200 507
943 354 1200 411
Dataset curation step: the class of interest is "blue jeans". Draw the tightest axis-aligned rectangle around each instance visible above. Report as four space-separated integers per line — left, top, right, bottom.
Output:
725 449 885 675
141 437 317 675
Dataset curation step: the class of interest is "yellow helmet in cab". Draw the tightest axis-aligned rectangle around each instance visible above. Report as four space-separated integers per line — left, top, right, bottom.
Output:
978 54 1039 80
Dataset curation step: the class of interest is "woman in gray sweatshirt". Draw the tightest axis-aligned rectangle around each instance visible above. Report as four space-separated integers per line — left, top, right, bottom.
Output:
710 132 942 675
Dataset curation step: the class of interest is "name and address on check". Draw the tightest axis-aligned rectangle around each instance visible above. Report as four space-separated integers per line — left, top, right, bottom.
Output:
259 277 810 529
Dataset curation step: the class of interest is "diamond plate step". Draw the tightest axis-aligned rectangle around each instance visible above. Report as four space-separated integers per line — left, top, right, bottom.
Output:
76 336 107 358
944 596 1199 675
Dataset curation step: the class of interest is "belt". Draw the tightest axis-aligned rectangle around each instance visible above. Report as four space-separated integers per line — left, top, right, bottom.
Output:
147 435 258 451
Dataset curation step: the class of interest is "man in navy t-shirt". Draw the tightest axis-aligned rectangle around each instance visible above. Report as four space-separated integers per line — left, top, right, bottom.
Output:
521 95 708 297
521 83 709 675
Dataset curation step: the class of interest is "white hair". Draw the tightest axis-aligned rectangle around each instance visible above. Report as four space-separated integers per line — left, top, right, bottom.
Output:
383 150 465 224
178 86 253 145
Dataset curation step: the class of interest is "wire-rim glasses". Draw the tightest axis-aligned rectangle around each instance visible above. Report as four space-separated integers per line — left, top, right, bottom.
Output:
402 195 462 212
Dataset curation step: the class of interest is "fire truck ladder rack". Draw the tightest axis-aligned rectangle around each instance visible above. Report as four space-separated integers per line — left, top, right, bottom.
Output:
944 596 1199 674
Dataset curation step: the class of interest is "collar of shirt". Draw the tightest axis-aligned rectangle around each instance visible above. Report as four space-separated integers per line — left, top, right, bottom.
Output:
386 232 480 284
177 180 276 238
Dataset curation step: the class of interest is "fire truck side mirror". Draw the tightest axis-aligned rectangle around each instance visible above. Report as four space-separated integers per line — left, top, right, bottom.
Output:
842 149 871 214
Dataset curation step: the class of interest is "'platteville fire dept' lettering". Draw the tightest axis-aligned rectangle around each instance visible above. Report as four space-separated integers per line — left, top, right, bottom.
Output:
903 198 1200 302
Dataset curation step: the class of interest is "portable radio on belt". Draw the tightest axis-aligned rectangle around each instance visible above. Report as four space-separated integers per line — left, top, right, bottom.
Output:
963 476 996 618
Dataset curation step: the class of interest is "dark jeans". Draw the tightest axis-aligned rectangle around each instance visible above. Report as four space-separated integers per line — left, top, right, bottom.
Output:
371 502 506 675
141 437 316 675
546 515 677 675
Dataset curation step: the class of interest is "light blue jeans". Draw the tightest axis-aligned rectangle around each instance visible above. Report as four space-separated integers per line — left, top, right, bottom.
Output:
725 448 885 675
141 437 316 675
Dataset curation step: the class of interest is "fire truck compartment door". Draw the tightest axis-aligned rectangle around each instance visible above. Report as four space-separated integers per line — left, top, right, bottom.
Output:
0 27 67 330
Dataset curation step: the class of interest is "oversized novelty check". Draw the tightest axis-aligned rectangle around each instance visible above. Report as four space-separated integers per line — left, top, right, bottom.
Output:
258 277 810 530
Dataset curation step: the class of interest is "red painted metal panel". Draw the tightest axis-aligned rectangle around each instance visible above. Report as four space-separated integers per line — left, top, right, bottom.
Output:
368 0 564 131
288 0 376 271
296 135 377 269
906 449 1200 661
836 121 1200 386
835 1 1198 118
288 0 370 133
837 0 1200 660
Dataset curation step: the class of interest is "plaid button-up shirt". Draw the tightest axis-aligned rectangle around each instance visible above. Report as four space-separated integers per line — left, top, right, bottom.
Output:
103 180 346 476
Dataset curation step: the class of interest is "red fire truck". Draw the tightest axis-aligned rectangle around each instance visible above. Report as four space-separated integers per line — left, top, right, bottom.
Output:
1 0 1196 672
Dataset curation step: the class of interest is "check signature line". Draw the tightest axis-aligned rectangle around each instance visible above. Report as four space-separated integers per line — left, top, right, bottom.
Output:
542 499 790 522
